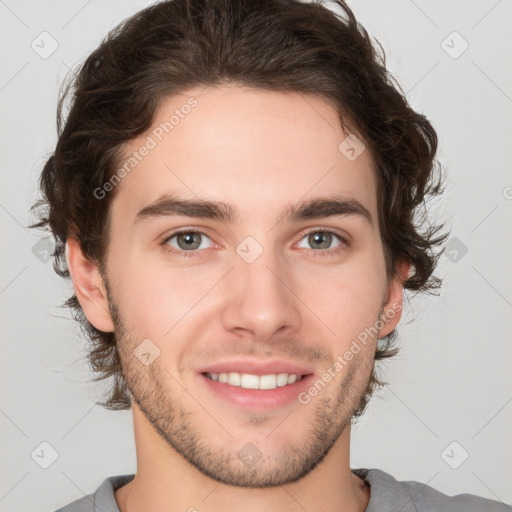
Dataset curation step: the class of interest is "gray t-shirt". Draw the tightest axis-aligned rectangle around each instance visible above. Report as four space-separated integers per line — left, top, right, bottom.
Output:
54 468 511 511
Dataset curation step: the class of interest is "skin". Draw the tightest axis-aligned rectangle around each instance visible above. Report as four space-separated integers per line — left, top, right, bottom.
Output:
67 84 410 512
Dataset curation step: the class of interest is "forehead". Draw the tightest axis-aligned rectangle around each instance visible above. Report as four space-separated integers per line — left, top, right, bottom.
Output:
109 84 378 227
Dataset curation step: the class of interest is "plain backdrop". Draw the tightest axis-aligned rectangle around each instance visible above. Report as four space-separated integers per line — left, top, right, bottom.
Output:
1 1 511 510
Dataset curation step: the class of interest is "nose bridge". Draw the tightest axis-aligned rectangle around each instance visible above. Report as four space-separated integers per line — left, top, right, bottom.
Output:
220 235 301 337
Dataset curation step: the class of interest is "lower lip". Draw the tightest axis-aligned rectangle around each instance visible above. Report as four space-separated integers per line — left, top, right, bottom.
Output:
199 373 314 412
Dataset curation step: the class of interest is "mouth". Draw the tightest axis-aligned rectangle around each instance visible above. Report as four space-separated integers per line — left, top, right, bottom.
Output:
203 371 307 390
198 362 314 411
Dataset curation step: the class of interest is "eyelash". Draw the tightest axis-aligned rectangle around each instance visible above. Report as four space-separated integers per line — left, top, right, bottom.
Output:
160 228 349 259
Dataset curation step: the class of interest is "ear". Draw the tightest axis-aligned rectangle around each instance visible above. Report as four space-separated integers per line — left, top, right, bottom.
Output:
65 237 115 332
378 259 411 338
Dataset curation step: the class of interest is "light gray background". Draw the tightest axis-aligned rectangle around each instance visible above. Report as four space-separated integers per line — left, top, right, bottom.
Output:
1 1 511 511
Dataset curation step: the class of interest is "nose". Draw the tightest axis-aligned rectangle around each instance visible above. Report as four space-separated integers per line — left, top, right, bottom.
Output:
220 246 302 341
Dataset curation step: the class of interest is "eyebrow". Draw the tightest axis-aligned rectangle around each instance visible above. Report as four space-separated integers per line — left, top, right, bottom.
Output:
132 193 373 227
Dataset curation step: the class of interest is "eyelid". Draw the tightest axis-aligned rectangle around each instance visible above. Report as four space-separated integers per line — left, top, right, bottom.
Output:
295 226 350 244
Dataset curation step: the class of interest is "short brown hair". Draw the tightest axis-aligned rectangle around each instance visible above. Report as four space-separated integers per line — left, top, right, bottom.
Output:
30 0 448 413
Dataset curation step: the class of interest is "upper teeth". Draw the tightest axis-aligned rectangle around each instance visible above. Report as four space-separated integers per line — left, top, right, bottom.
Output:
207 372 301 390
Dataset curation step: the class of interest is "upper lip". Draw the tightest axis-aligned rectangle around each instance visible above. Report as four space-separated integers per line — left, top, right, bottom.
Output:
198 359 314 376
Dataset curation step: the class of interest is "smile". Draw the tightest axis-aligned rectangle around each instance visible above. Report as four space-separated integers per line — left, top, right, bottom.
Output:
205 372 305 390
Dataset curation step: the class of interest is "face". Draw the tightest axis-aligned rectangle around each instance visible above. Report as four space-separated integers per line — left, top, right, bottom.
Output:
76 84 404 487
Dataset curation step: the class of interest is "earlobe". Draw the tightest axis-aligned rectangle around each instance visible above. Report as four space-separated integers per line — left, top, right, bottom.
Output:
378 259 411 338
65 237 115 333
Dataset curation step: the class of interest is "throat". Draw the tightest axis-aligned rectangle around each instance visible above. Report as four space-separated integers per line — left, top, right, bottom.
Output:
114 482 132 512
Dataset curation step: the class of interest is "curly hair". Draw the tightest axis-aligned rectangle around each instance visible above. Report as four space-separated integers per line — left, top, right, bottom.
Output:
29 0 448 413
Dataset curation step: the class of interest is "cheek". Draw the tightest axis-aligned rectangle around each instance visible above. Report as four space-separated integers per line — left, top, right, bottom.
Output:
112 260 215 344
298 256 386 345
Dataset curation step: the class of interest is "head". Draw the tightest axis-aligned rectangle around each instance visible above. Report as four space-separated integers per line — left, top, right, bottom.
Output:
30 0 447 488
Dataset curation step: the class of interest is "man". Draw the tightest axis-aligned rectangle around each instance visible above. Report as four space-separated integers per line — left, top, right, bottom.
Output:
29 0 510 510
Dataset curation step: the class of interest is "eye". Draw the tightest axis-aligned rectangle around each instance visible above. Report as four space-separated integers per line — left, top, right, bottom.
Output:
296 229 347 255
162 229 214 256
160 228 348 259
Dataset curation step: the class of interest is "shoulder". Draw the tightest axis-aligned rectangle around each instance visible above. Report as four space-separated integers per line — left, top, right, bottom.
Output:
352 467 511 512
54 474 135 512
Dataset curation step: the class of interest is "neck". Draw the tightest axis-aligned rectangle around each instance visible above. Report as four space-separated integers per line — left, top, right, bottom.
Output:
116 405 370 512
